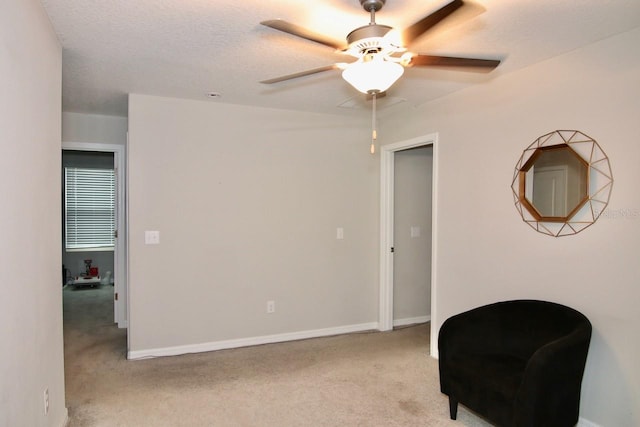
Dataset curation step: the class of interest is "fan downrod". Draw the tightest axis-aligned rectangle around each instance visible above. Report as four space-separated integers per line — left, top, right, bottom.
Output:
359 0 385 12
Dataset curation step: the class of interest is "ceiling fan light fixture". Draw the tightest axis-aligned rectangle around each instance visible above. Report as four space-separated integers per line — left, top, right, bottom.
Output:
342 54 404 94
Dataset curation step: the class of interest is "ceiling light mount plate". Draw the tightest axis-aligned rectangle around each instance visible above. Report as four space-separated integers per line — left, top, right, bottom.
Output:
360 0 386 12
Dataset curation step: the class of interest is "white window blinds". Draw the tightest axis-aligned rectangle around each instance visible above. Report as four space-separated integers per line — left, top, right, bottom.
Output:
65 167 115 250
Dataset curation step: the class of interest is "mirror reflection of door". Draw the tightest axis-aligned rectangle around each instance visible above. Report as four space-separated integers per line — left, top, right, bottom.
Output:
521 145 588 220
532 166 568 217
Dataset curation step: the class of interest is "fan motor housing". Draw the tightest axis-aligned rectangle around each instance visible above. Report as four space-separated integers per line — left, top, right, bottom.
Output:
346 24 393 50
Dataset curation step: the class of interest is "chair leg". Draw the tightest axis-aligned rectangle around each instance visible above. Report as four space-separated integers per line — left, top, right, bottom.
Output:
449 396 458 420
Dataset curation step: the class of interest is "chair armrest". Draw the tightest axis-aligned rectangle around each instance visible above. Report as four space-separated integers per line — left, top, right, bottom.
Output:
513 326 591 426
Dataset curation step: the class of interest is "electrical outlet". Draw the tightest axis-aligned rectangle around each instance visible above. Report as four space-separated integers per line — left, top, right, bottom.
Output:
43 388 49 415
267 300 275 313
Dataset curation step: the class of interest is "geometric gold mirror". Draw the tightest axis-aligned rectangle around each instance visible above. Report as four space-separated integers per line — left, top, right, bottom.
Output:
512 130 613 237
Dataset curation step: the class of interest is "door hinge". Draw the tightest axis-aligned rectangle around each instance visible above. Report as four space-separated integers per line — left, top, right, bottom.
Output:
115 292 118 301
390 247 395 253
114 230 118 238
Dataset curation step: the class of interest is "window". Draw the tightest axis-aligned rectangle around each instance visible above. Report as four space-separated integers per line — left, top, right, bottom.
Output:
64 167 115 250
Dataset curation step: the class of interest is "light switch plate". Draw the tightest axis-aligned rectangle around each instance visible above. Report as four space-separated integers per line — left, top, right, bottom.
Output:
336 227 344 240
145 230 160 244
410 226 421 238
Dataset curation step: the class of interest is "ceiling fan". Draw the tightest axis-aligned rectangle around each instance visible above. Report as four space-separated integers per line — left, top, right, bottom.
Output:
260 0 501 152
260 0 500 92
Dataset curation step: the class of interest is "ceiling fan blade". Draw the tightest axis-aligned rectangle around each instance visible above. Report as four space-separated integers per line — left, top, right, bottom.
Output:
402 0 466 46
408 54 500 71
261 20 345 50
260 64 341 84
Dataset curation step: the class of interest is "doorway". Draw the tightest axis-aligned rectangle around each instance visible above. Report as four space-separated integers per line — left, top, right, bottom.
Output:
62 142 127 329
392 146 433 327
379 133 438 357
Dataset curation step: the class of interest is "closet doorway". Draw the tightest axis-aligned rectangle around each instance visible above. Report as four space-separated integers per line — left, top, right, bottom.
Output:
379 133 439 357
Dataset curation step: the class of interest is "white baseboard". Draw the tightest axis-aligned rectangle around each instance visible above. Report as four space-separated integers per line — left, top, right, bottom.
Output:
393 315 431 327
578 417 601 427
128 321 379 360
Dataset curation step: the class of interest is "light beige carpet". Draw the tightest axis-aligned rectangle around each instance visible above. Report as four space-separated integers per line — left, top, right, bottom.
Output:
63 285 491 426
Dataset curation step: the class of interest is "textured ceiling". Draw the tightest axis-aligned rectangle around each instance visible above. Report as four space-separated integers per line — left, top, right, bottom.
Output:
40 0 640 118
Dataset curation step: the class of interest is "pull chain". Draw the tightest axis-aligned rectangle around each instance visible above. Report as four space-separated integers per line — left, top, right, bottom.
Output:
371 92 377 154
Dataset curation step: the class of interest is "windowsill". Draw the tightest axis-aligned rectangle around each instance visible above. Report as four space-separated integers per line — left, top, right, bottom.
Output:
66 247 114 253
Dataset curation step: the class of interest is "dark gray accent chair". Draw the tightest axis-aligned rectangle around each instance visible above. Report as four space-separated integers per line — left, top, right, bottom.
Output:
438 300 592 427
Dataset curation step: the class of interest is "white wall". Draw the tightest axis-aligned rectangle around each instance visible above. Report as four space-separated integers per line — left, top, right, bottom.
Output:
383 27 640 427
393 146 433 324
128 94 377 354
0 1 67 426
62 112 127 145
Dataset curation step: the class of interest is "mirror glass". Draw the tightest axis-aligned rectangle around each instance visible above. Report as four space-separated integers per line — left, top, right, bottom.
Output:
521 145 588 220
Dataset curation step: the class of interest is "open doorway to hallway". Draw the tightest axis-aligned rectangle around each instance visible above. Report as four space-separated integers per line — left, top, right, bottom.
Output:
61 142 128 329
379 133 439 357
61 148 128 418
392 145 433 328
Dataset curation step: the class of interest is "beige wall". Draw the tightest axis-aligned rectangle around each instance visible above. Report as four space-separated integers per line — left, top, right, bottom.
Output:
0 0 66 425
383 27 640 427
62 112 127 145
127 95 377 352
